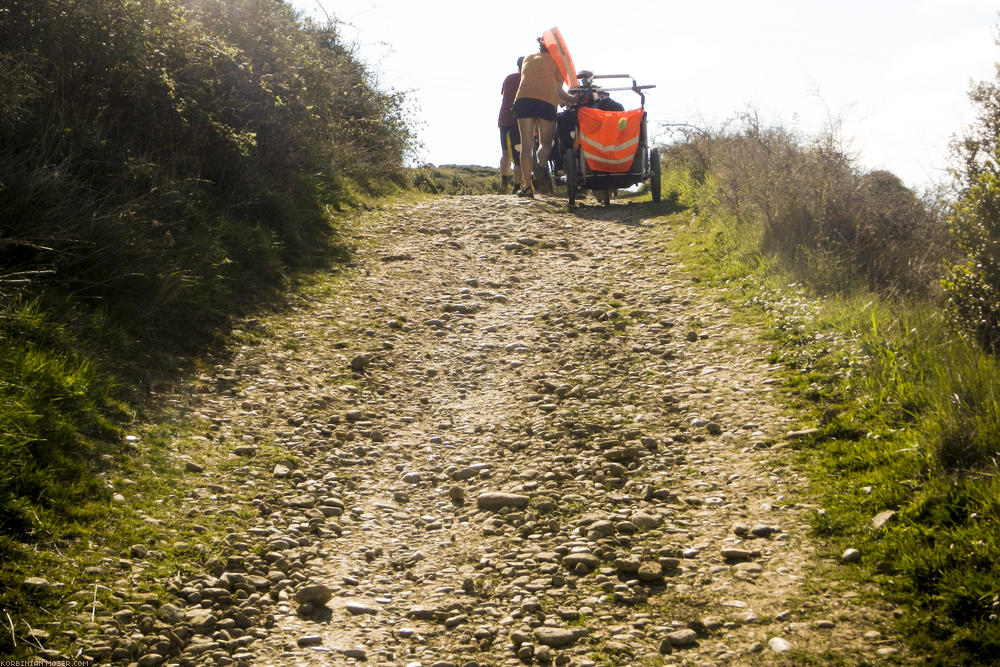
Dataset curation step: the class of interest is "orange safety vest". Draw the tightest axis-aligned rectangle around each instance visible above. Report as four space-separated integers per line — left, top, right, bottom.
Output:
542 27 577 88
577 107 644 173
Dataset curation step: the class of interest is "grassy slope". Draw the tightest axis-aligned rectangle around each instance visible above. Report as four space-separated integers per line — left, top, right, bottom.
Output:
658 166 1000 666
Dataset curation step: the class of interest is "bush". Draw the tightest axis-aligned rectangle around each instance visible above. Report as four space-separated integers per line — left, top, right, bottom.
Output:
944 69 1000 355
0 0 415 329
0 0 415 534
664 113 949 297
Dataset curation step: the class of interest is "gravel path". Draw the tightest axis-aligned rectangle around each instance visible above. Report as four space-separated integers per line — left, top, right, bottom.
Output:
67 194 906 666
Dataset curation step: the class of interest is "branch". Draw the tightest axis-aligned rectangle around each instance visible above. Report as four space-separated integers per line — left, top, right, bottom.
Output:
3 609 14 647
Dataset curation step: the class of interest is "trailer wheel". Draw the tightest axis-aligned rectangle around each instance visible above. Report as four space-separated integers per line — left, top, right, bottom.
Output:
564 148 577 210
650 148 661 203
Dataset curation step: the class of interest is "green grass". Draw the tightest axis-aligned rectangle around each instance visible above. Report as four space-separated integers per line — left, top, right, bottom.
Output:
0 300 128 534
657 169 1000 665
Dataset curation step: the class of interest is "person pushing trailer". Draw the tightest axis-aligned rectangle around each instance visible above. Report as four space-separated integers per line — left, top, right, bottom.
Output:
534 28 661 208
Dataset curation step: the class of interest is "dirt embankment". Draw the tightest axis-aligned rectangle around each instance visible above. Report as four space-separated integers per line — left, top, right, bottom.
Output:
61 194 905 666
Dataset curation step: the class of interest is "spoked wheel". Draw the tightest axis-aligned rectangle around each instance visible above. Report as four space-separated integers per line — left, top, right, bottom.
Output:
650 147 661 203
564 148 577 210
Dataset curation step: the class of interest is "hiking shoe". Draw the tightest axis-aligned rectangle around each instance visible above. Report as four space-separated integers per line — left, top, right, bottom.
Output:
517 187 534 198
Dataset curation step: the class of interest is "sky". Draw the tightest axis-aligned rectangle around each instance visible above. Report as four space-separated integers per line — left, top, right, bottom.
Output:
289 0 999 191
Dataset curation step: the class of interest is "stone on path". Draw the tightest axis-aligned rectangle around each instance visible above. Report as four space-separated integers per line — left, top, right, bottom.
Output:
346 601 379 615
562 552 600 573
535 627 580 648
666 628 698 647
297 635 322 647
476 491 529 511
294 584 333 607
637 561 664 582
769 636 793 653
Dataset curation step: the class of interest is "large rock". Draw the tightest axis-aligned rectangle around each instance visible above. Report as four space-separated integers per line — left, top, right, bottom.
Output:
476 492 530 511
872 510 897 529
535 627 580 648
637 561 664 582
769 636 793 653
345 601 379 615
562 552 600 573
159 603 187 624
631 511 661 530
294 584 333 607
188 612 217 634
22 577 51 592
667 628 698 647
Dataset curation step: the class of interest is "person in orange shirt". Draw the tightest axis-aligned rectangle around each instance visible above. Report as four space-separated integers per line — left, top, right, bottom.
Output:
511 38 578 197
498 57 523 194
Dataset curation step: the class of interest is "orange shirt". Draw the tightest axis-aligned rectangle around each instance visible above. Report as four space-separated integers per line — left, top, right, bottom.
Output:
514 53 563 108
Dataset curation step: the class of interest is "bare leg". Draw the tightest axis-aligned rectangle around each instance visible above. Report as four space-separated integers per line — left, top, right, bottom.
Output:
500 128 512 178
535 118 556 169
534 119 556 192
516 117 536 191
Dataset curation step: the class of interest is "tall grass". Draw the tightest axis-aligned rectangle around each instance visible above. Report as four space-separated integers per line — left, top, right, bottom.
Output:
661 119 1000 663
0 300 126 532
410 164 506 194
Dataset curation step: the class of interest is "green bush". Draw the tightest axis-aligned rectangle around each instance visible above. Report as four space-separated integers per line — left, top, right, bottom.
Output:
944 71 1000 355
0 0 414 327
0 0 415 534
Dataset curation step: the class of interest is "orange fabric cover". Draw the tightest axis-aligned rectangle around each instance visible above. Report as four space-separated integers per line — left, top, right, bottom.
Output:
542 27 577 88
578 107 644 173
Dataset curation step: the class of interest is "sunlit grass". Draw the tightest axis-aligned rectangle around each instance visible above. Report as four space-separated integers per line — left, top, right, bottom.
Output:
661 164 1000 665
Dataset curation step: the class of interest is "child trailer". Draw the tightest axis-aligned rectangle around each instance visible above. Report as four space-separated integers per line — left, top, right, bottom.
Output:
556 71 661 209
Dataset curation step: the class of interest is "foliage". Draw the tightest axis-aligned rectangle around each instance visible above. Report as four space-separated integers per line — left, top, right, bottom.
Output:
663 112 951 297
0 0 414 328
944 65 1000 355
0 1 416 656
0 0 414 528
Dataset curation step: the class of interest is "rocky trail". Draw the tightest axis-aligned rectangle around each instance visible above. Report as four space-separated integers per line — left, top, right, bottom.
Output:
60 194 906 666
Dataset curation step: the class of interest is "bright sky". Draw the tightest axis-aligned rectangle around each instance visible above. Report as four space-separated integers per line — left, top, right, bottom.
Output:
290 0 998 190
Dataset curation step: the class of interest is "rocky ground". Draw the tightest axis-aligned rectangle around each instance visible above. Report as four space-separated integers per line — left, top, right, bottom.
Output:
45 193 908 666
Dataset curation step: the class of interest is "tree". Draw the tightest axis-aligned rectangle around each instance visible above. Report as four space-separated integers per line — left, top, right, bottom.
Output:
945 61 1000 354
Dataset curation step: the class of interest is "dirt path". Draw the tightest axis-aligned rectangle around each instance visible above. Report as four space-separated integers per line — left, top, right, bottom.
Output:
72 194 905 666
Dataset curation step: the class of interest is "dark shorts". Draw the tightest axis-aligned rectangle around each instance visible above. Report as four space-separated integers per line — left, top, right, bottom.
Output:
512 97 557 122
500 126 521 163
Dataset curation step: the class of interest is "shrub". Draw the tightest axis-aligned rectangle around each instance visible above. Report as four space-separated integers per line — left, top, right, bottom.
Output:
0 0 415 324
664 113 949 297
0 0 415 535
944 67 1000 355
